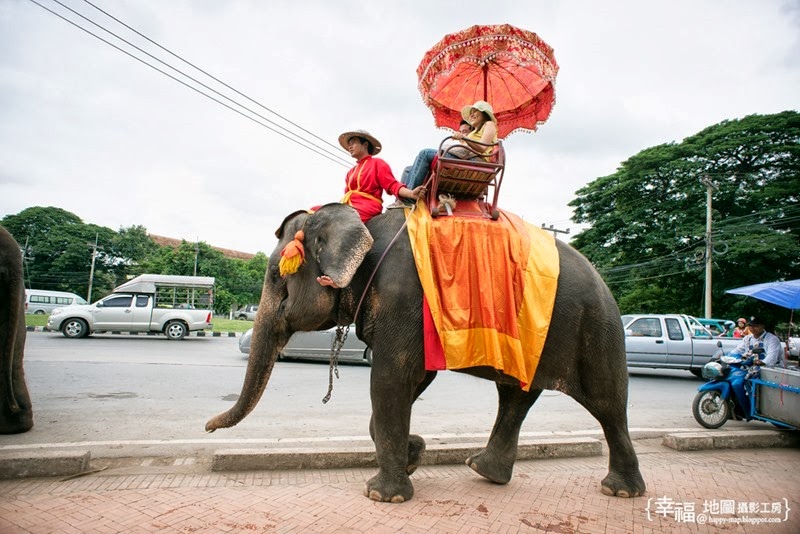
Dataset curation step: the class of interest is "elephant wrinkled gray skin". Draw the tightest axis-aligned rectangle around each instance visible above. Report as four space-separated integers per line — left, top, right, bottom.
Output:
206 203 645 502
0 226 33 434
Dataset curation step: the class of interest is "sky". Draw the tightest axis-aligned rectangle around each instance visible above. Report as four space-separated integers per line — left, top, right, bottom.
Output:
1 0 799 255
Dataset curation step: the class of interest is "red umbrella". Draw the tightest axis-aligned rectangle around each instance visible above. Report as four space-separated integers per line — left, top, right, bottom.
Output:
417 24 558 139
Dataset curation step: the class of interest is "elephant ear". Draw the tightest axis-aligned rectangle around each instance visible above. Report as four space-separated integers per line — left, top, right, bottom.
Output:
275 210 312 239
307 203 373 288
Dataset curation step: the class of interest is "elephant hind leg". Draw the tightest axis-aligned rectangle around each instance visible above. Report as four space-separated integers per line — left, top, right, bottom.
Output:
572 393 646 498
598 423 646 498
467 385 542 484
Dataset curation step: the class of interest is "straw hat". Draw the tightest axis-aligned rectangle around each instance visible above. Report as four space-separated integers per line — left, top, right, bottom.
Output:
338 129 382 155
461 100 497 125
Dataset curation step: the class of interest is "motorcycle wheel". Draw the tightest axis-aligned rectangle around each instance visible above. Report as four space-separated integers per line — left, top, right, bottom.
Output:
692 390 730 429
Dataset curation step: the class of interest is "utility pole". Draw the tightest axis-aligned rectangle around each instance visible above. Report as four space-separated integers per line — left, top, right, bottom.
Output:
541 224 570 239
701 176 718 318
192 239 199 306
87 233 100 302
21 237 31 289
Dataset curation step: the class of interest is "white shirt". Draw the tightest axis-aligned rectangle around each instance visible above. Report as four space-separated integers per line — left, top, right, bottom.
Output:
730 331 784 367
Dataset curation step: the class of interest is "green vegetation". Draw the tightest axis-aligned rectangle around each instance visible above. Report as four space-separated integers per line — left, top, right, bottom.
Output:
571 111 799 327
25 313 252 333
25 314 48 328
2 207 267 315
210 317 253 333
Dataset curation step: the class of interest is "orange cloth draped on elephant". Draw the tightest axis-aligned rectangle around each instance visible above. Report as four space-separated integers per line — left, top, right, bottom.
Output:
406 204 559 391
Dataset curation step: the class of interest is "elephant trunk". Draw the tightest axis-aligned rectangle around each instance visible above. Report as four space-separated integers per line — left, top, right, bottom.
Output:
205 295 289 432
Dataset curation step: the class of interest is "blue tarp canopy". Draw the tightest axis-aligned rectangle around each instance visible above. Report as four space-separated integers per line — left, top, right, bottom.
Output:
725 279 800 310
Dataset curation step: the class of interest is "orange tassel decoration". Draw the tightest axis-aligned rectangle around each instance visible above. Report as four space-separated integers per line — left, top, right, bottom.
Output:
279 230 305 277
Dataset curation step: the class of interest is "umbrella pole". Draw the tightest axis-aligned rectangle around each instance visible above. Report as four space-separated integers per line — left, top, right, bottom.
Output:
483 65 488 102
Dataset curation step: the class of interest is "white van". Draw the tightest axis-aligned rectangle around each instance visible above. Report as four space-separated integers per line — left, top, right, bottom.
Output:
25 289 88 315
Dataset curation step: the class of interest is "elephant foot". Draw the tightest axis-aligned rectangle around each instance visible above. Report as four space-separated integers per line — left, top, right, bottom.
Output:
407 434 426 475
466 449 513 485
0 411 33 435
600 470 646 498
363 470 414 503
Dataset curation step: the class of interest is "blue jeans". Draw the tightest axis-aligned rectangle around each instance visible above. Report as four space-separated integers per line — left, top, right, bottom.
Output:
401 148 437 189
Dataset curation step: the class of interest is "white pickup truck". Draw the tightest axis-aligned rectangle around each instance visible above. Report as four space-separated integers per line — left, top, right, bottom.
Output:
621 314 741 376
47 274 215 340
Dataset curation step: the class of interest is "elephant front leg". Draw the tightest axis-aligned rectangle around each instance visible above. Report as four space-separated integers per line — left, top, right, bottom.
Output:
364 379 418 503
369 370 435 478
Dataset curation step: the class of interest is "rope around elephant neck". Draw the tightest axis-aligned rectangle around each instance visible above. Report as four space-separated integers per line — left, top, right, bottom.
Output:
322 324 349 404
322 204 417 403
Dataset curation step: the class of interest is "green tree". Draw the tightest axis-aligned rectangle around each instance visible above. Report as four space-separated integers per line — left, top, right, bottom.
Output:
112 225 159 268
570 111 800 326
1 207 118 297
3 206 266 313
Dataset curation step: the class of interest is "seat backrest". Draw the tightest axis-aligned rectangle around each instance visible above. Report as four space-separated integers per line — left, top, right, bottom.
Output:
435 138 505 198
437 136 503 163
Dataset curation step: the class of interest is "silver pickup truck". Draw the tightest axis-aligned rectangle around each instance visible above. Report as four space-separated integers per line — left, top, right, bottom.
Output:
622 314 741 376
47 274 215 340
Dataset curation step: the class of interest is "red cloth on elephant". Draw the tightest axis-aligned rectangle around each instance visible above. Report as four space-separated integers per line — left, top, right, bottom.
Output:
341 156 403 223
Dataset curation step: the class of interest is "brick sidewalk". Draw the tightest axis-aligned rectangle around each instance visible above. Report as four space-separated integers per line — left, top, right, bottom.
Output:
1 446 798 533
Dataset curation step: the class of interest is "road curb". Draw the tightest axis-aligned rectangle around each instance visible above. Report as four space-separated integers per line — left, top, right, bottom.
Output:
0 450 91 479
3 431 798 480
662 429 800 451
210 437 603 472
25 326 241 337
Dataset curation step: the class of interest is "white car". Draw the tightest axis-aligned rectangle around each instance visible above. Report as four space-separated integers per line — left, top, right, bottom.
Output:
238 325 372 365
234 304 258 321
788 337 800 358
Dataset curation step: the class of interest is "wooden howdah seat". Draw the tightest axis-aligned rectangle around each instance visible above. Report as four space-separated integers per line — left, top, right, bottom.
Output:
425 136 505 220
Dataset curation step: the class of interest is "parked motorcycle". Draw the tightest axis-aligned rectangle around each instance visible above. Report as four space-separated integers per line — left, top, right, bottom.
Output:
692 344 799 430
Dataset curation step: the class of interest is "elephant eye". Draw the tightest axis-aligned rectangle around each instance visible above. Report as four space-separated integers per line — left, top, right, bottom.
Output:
268 264 282 282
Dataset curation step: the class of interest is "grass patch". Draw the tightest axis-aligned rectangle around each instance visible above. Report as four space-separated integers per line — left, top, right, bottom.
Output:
26 313 253 332
212 317 253 333
25 314 49 327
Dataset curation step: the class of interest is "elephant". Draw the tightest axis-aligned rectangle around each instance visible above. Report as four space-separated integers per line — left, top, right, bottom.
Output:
206 203 646 502
0 226 33 434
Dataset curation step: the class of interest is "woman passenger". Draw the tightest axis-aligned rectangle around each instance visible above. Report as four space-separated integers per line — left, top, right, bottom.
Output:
400 100 499 190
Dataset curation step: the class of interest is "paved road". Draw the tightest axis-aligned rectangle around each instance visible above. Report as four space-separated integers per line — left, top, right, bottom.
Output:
1 332 763 459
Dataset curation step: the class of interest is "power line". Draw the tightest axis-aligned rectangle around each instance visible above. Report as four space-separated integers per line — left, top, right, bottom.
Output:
79 0 347 160
28 0 352 168
594 202 799 280
605 268 691 285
